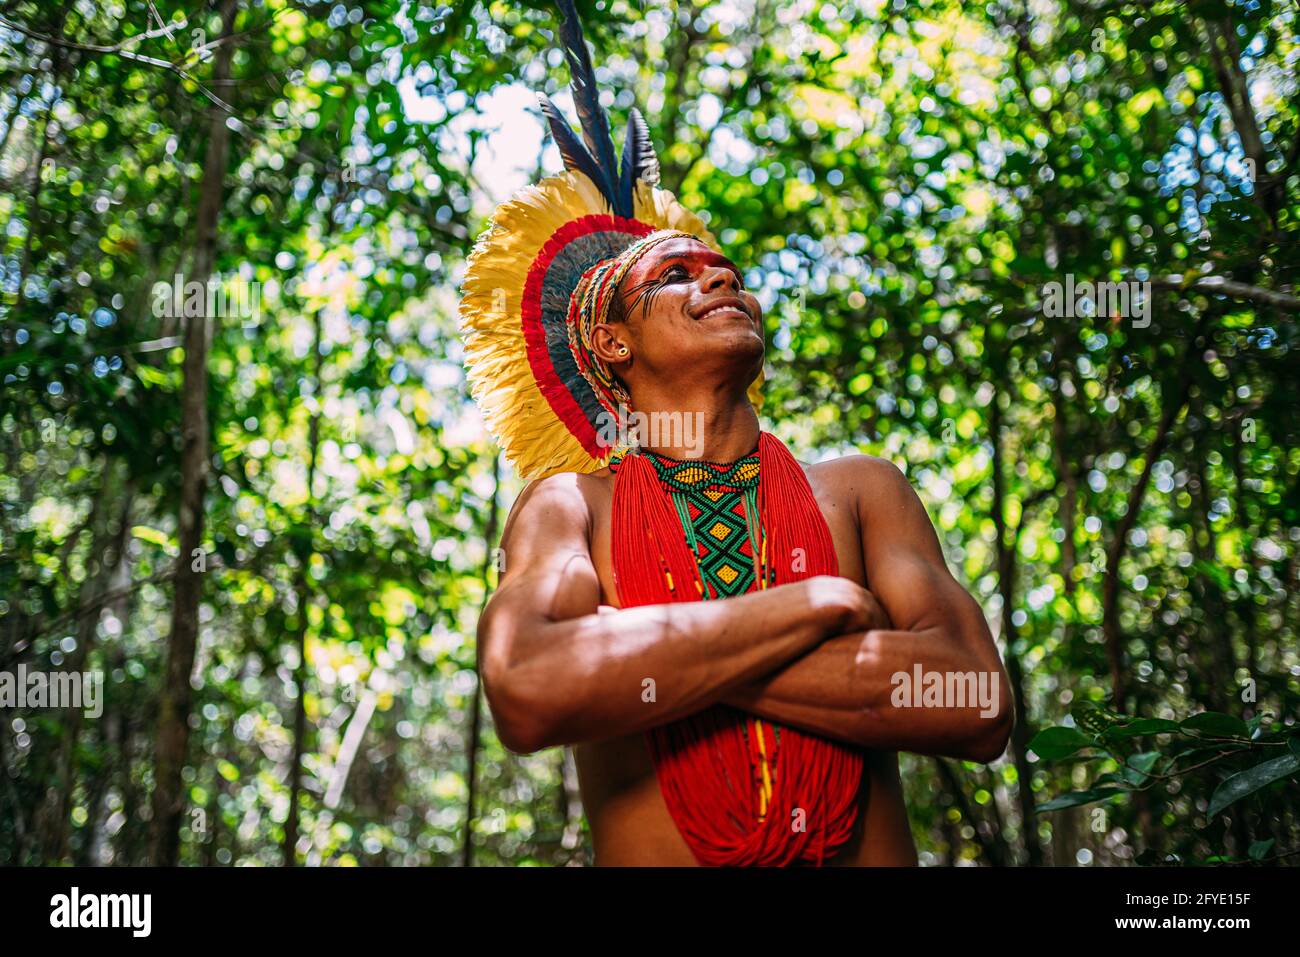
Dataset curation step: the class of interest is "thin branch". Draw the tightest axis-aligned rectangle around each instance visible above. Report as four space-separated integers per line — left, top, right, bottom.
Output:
1 12 190 54
1103 370 1193 706
1151 275 1300 312
130 336 183 354
1215 846 1300 866
1 566 174 668
462 453 502 868
0 13 236 115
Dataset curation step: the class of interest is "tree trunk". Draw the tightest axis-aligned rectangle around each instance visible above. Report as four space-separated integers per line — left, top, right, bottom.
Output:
462 454 501 867
1102 377 1190 711
13 8 65 310
284 280 326 866
1203 17 1279 230
1230 401 1258 698
1190 416 1237 711
149 0 239 866
989 393 1041 865
46 472 133 861
558 746 586 864
1050 338 1078 595
935 759 1005 866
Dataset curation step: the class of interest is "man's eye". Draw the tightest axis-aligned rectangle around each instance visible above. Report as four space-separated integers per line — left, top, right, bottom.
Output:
663 265 689 281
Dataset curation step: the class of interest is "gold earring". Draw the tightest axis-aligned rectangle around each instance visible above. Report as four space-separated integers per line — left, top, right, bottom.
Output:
617 346 629 357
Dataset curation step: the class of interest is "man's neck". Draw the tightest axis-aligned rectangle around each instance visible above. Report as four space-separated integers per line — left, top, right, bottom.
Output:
625 387 760 462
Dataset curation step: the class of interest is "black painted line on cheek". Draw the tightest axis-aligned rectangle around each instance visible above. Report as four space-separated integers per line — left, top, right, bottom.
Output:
626 274 670 322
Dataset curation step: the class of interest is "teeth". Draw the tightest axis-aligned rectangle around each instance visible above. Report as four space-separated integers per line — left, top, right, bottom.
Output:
700 305 742 319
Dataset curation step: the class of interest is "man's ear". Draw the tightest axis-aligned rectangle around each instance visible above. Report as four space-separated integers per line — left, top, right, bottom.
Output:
589 322 631 368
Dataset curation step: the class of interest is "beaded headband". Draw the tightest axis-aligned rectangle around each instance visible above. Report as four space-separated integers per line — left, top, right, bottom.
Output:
566 229 696 421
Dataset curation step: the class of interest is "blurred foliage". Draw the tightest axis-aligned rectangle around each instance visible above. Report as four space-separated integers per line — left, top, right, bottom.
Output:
1030 704 1300 864
1 0 1297 866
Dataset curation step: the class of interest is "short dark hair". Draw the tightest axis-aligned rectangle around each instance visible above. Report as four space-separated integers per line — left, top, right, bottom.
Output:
606 276 628 324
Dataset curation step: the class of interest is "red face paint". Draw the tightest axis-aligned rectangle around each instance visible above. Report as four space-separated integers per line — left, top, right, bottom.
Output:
639 240 743 285
618 238 751 324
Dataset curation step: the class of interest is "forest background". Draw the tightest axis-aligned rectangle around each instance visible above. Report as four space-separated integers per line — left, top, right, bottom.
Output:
1 0 1297 866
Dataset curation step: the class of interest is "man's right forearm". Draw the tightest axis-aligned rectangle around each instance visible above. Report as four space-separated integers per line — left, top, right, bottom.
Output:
482 577 854 751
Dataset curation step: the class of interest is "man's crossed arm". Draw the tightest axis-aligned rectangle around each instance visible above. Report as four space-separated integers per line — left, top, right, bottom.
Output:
477 457 1011 763
722 455 1012 762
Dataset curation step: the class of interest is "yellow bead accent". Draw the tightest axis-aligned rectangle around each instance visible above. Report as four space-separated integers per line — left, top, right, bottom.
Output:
755 718 773 819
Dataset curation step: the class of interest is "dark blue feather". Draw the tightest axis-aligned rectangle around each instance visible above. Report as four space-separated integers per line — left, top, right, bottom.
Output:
617 107 660 216
537 93 609 205
553 0 621 210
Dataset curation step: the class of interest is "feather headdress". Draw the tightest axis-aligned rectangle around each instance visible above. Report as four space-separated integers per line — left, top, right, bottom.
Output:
459 0 761 480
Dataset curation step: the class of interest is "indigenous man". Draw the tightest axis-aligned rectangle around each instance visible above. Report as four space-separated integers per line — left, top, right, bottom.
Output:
459 1 1012 866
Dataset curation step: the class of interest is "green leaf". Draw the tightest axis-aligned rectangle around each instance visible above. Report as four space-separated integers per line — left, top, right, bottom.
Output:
131 525 177 552
1248 838 1274 861
135 364 175 389
1037 787 1128 813
1072 701 1126 737
1206 752 1300 819
1028 726 1095 761
1191 559 1232 593
1181 712 1249 738
1108 718 1182 738
1121 751 1161 786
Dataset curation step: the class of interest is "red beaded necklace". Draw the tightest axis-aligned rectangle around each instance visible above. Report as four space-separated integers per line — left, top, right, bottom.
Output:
610 432 863 865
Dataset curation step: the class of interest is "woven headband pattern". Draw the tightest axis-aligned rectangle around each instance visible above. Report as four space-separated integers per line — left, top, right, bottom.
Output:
566 229 696 419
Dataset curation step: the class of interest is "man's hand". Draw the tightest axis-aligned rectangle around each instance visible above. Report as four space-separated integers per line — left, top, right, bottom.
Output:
802 574 894 636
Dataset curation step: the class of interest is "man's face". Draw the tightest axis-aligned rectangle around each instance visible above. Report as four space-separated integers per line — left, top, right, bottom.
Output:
604 236 764 388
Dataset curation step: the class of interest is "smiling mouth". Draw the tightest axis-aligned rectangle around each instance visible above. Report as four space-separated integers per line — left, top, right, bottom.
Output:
695 300 750 321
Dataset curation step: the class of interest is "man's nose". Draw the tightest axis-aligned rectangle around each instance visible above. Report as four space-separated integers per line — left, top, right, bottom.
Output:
701 266 738 292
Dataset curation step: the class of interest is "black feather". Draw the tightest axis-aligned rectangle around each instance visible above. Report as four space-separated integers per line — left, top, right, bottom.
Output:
553 0 620 208
617 107 660 215
537 93 609 205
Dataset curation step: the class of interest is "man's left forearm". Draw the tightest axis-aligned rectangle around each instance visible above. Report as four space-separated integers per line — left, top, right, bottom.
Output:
722 626 1012 763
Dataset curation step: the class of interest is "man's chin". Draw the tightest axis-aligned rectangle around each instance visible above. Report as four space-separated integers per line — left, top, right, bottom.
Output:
697 319 764 348
691 331 765 381
720 328 765 363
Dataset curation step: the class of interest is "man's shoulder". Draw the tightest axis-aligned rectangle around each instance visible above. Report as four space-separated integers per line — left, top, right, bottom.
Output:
506 467 613 534
806 451 909 488
524 466 612 494
805 452 919 519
